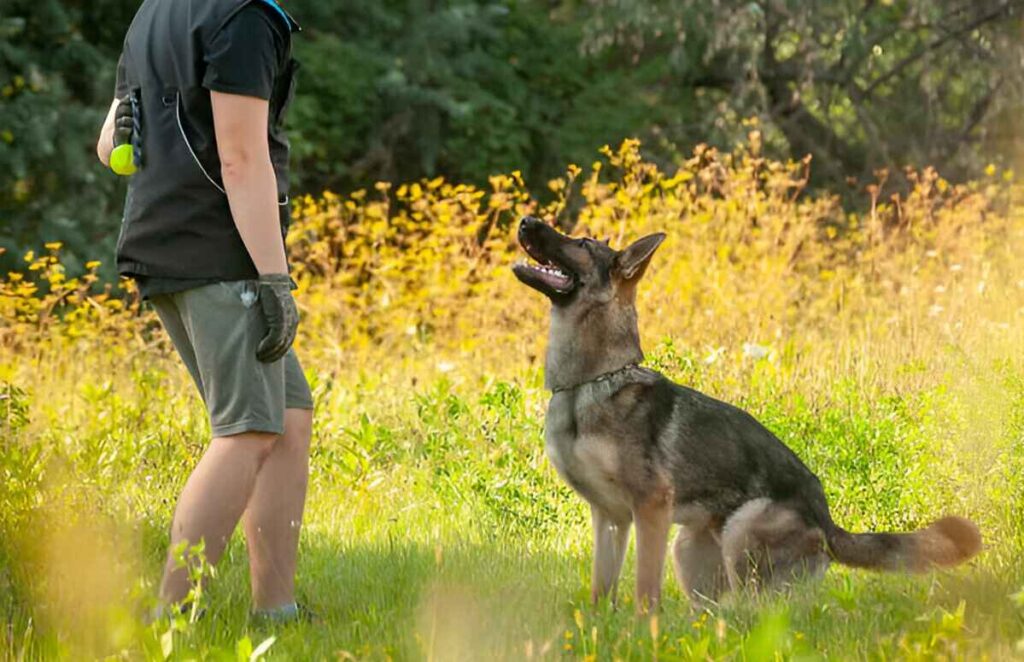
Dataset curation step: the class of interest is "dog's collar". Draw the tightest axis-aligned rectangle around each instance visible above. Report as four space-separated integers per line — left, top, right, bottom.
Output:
550 362 641 394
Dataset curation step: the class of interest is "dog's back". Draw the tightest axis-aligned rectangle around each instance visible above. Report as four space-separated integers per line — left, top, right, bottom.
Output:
653 375 980 575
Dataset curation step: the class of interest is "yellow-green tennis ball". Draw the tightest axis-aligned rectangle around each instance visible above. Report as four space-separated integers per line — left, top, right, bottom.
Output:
110 144 137 176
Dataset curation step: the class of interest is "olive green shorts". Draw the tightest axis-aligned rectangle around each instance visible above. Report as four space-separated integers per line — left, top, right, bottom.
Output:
151 280 313 437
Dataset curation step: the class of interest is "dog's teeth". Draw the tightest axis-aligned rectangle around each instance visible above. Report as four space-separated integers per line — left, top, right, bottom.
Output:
521 260 567 279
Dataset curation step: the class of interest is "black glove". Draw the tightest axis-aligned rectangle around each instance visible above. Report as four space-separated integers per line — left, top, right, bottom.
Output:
256 273 299 363
113 98 134 148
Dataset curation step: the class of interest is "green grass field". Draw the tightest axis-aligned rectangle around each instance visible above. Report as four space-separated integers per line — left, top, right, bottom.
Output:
4 332 1024 660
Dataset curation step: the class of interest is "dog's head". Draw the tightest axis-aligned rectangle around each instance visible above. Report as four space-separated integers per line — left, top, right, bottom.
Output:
512 216 665 308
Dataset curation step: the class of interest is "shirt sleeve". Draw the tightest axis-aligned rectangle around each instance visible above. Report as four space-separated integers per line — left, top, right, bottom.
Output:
202 5 286 99
114 52 128 99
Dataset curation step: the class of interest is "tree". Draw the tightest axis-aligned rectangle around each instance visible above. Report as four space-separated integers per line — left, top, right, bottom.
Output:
579 0 1024 183
0 0 137 274
3 0 677 269
4 1 1022 271
285 0 680 192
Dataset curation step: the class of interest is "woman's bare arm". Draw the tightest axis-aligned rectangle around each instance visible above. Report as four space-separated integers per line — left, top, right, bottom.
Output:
210 90 288 275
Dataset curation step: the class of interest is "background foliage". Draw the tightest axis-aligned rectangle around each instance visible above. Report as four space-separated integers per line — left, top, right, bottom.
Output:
4 0 1024 272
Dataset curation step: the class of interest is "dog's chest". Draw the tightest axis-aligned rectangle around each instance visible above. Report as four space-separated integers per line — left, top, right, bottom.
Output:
545 396 632 519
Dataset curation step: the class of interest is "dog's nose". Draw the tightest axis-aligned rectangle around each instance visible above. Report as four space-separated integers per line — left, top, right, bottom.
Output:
519 216 539 236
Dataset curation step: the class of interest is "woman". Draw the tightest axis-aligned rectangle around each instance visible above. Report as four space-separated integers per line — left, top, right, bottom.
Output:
96 0 313 623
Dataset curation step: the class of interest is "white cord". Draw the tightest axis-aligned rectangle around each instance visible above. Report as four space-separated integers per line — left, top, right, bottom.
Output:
176 91 289 207
176 91 227 194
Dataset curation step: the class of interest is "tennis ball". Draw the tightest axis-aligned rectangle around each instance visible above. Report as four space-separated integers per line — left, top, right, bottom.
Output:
110 144 136 176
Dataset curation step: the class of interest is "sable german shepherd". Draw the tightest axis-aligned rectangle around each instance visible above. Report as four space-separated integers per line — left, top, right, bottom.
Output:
512 216 981 611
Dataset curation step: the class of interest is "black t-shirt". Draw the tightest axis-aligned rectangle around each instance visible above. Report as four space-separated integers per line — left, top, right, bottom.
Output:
128 2 291 298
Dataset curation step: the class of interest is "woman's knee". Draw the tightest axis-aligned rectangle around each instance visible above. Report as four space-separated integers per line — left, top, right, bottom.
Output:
212 431 280 466
282 408 313 452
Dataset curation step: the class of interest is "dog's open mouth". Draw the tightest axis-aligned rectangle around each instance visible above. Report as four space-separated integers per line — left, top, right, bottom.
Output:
516 235 574 292
515 258 573 292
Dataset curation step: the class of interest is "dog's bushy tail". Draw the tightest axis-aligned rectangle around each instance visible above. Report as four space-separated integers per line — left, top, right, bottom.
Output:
827 516 981 572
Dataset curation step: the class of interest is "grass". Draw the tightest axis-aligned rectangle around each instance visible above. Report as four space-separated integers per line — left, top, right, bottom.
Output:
3 331 1024 660
4 142 1024 659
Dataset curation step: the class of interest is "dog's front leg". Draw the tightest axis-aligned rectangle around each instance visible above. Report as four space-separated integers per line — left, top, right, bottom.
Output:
590 505 631 605
633 485 673 614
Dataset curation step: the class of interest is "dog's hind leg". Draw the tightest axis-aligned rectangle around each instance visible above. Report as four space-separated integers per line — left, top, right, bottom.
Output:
590 505 631 605
721 499 829 592
721 499 772 591
672 525 727 603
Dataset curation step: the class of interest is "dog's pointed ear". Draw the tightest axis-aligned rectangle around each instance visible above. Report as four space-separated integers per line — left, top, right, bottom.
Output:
615 233 666 281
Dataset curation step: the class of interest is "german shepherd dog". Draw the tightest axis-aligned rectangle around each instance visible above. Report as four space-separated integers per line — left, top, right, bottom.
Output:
512 216 981 611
